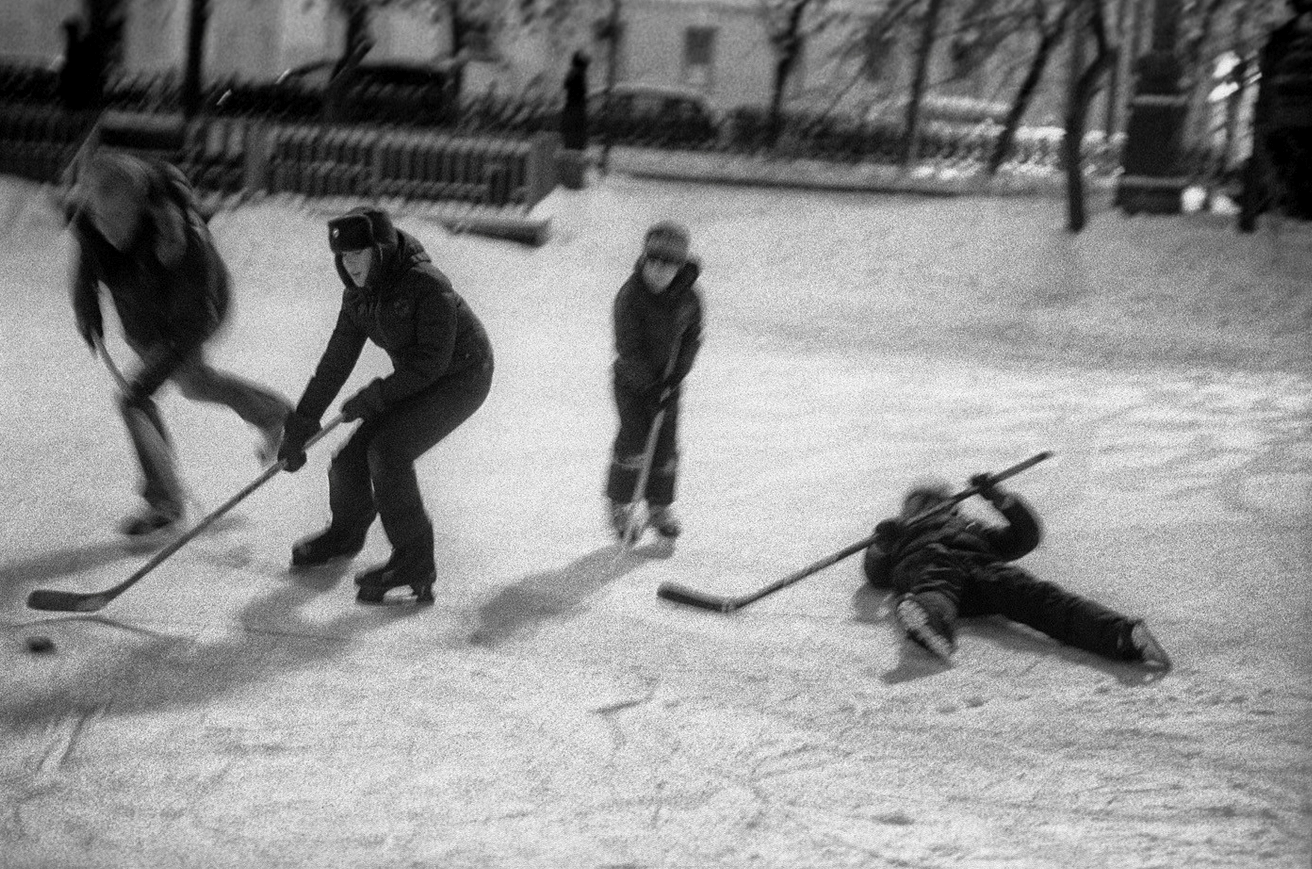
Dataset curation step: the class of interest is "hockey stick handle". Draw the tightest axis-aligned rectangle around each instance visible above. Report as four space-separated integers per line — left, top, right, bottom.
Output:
656 450 1053 613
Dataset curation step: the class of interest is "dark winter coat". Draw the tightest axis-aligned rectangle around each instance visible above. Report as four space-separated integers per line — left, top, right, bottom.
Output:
612 259 703 396
863 494 1043 591
70 164 229 398
296 226 492 422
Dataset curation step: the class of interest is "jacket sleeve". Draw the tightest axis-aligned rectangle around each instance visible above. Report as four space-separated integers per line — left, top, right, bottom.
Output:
981 491 1043 560
296 302 368 422
373 276 457 406
667 286 703 388
613 283 657 393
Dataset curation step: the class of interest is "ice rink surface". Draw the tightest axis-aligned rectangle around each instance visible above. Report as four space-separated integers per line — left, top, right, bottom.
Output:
1 174 1309 868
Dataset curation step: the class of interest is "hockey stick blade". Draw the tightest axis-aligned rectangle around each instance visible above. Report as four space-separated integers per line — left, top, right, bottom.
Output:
26 588 114 613
655 581 739 612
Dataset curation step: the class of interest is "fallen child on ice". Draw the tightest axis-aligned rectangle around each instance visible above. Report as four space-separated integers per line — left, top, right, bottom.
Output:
863 474 1172 670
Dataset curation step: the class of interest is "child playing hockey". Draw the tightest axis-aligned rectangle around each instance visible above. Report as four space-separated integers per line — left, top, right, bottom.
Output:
864 473 1172 670
68 152 292 541
605 221 704 543
278 207 494 604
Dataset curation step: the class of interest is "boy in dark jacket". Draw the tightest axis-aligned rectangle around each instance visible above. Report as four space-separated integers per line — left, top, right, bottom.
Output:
606 221 703 541
69 153 291 539
278 207 494 604
864 475 1171 670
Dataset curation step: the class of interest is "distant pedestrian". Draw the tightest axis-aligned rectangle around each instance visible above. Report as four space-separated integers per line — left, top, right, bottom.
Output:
69 153 292 541
278 207 494 605
606 221 704 542
58 15 104 113
864 474 1171 670
561 51 590 151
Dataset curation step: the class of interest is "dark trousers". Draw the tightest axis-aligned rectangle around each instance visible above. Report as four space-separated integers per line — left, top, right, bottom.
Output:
122 344 291 515
605 380 680 506
894 555 1136 661
326 362 492 565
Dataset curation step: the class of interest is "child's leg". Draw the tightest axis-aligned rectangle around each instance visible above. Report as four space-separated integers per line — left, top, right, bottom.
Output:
965 564 1135 660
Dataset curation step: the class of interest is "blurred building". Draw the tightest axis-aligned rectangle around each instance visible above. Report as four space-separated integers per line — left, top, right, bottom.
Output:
0 0 1110 131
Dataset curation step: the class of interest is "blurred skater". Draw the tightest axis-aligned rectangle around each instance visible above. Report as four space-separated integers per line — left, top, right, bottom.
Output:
605 221 704 542
69 152 292 541
864 473 1171 670
278 207 493 604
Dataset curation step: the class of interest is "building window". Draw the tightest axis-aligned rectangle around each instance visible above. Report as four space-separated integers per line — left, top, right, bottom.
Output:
683 27 716 89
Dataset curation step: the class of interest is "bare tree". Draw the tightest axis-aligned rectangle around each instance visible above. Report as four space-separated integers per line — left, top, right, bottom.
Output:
759 0 829 148
987 0 1074 175
900 0 950 165
1063 0 1114 232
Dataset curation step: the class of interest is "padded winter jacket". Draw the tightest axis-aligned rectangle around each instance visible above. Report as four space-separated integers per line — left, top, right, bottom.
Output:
863 492 1043 590
69 163 229 398
612 259 703 395
295 226 492 422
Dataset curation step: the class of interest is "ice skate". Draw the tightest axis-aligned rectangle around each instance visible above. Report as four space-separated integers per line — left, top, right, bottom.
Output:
354 560 435 605
1127 622 1172 671
894 595 956 661
118 505 184 550
610 500 642 545
647 503 681 539
291 526 367 569
255 421 284 467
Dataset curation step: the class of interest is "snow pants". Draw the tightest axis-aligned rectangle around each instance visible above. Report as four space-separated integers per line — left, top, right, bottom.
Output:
324 360 493 570
605 379 680 506
122 343 292 517
893 553 1138 661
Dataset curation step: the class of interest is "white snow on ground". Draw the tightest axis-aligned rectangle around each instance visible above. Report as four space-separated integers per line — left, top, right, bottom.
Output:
0 174 1309 869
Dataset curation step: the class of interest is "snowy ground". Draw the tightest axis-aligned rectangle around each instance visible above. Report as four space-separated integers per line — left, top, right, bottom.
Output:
0 174 1309 869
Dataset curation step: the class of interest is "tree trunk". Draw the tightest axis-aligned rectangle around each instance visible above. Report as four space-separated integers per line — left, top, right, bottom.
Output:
766 2 807 150
182 0 208 118
987 0 1073 176
900 0 948 166
1064 0 1113 232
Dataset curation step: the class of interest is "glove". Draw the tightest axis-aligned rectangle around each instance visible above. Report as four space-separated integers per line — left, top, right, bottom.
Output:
341 381 385 422
76 315 103 352
872 518 904 548
970 472 1002 501
278 411 320 473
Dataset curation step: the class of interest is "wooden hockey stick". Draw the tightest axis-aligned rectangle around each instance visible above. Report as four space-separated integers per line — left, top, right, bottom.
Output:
655 451 1053 613
26 413 347 613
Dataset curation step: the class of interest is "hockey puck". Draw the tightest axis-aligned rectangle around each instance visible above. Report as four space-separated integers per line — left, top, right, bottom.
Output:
25 635 55 654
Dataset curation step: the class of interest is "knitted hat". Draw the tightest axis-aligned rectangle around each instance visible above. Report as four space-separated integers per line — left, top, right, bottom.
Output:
901 479 955 519
328 208 397 253
644 220 690 262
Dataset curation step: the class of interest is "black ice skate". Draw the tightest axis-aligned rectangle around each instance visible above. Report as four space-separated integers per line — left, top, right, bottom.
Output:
291 526 367 569
894 595 956 661
118 506 184 550
354 560 435 605
1125 621 1172 671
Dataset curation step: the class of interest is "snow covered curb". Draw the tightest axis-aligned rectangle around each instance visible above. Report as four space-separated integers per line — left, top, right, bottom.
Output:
603 146 1120 198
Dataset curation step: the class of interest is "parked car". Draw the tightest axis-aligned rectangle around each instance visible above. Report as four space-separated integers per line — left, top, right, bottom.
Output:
590 83 718 148
277 58 459 125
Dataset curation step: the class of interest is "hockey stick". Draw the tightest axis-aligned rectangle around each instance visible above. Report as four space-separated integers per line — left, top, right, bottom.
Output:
26 413 347 613
656 450 1053 613
615 330 687 559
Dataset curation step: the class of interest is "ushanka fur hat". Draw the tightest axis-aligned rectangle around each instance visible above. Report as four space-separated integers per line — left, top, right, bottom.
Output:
644 220 690 262
328 207 398 253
